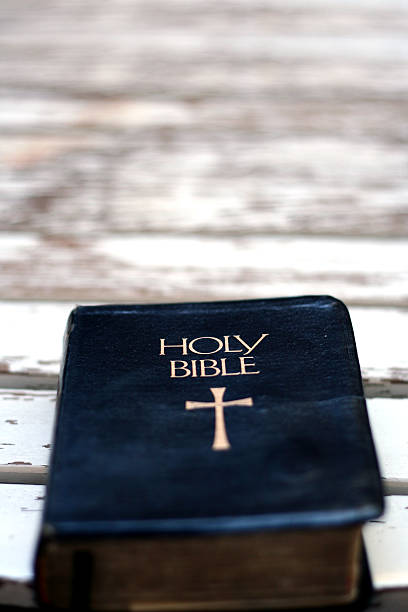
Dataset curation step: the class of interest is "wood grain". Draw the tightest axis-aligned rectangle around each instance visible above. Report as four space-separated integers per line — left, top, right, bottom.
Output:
2 1 407 99
1 134 407 237
0 484 44 607
368 399 408 495
0 390 54 482
0 234 407 306
0 0 407 237
364 496 408 592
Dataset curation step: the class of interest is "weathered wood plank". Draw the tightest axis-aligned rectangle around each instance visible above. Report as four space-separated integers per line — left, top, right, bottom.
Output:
0 302 407 395
0 487 406 608
1 390 407 490
0 302 65 388
0 234 407 306
351 308 408 398
0 390 54 483
0 0 407 237
364 497 408 592
1 135 407 237
1 0 407 99
0 484 44 607
367 400 408 495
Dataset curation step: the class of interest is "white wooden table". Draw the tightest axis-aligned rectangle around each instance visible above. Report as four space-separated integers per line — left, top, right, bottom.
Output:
0 0 408 608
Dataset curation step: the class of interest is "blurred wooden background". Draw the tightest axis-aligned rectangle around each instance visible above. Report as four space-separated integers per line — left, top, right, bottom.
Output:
0 0 407 608
0 0 407 304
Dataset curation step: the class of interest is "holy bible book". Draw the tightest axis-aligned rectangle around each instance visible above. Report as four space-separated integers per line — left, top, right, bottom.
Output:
35 296 383 611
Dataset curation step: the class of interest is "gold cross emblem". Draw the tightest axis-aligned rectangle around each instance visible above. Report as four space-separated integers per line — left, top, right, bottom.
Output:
185 387 253 451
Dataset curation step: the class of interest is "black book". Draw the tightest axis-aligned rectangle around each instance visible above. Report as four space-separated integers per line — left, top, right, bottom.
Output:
35 296 383 611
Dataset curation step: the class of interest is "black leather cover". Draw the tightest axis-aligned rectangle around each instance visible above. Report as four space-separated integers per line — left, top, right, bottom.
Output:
41 295 383 537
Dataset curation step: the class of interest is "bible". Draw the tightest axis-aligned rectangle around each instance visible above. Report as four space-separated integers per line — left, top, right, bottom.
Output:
35 296 383 610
